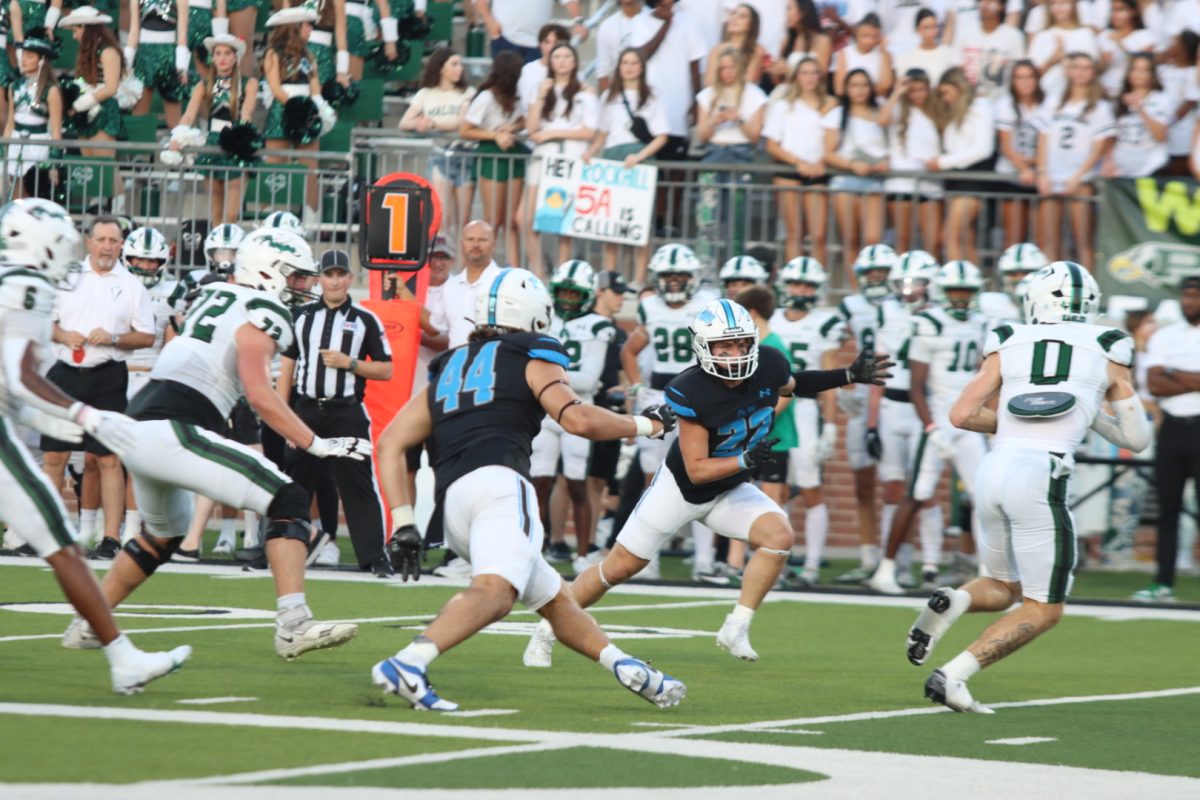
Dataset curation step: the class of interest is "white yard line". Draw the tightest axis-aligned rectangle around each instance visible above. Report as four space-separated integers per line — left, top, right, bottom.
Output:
986 737 1058 746
176 697 258 706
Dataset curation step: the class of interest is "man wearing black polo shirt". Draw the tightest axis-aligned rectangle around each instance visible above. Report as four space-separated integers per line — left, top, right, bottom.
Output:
278 250 394 576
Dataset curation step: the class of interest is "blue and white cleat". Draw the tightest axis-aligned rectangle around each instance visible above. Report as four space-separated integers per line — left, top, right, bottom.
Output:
613 657 687 709
372 657 459 711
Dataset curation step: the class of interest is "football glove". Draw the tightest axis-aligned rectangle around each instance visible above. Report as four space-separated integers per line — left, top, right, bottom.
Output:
865 427 882 460
388 524 424 582
847 348 894 386
307 436 373 460
640 404 677 439
18 406 84 444
817 423 838 463
836 389 864 417
738 437 779 471
71 404 138 457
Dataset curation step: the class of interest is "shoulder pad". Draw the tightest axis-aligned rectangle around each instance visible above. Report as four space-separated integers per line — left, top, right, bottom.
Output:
523 334 570 367
984 324 1015 357
0 268 55 315
664 382 698 419
1097 328 1133 366
913 310 943 336
245 296 295 351
819 313 844 340
590 318 617 340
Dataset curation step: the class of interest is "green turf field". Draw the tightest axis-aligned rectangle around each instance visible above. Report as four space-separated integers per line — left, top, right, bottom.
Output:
1 558 1198 796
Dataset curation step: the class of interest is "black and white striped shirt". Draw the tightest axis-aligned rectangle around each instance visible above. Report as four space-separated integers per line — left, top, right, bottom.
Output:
285 299 392 400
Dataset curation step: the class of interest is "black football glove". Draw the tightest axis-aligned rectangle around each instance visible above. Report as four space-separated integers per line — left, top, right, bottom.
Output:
388 524 424 583
847 348 895 386
739 437 780 471
866 427 883 460
640 404 677 439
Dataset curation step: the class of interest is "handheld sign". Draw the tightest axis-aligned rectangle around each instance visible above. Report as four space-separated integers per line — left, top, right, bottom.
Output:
360 172 442 272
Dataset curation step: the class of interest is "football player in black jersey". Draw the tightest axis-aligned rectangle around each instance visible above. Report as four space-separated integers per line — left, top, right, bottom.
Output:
525 299 892 667
372 268 687 711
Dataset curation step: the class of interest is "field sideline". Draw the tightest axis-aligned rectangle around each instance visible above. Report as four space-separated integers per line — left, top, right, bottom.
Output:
1 557 1198 798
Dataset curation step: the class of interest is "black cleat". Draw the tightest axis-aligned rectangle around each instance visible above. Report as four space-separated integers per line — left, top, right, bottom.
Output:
907 629 932 666
928 590 952 613
89 537 120 560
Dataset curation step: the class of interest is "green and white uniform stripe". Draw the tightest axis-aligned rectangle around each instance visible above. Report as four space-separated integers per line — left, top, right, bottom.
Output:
0 415 75 554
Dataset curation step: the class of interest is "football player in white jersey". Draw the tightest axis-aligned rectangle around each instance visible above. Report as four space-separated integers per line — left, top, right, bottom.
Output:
61 230 367 661
979 242 1049 327
0 200 191 693
910 262 1150 713
530 260 617 573
769 257 845 586
866 251 942 589
870 260 990 595
835 244 897 583
718 254 769 298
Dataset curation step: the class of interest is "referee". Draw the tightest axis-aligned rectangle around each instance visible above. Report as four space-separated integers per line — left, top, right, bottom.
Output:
278 250 394 576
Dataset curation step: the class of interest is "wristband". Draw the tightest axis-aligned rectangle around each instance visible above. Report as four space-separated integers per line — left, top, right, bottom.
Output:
391 505 415 528
45 5 61 30
175 46 191 72
211 16 229 37
845 368 853 384
336 49 350 74
348 357 359 372
380 16 399 43
633 416 653 437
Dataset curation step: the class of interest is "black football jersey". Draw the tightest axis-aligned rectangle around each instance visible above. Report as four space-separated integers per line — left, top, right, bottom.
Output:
426 331 570 493
663 346 791 504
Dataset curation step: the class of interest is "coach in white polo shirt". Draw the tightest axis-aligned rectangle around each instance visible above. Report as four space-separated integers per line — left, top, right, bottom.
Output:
44 216 155 559
1142 276 1200 601
443 220 503 348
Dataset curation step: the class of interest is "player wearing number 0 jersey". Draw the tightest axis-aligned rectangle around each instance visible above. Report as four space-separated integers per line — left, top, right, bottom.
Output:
62 230 368 662
526 298 893 666
910 261 1150 714
373 268 687 712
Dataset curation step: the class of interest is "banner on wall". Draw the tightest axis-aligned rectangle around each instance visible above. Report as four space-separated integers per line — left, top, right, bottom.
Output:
532 156 657 246
1096 177 1200 307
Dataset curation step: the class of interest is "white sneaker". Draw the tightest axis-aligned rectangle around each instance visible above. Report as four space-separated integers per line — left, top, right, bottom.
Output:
907 588 970 666
867 570 905 596
212 535 236 555
274 619 358 660
432 557 472 578
632 556 661 581
522 619 555 668
924 668 994 714
315 541 340 567
62 616 101 650
612 657 686 709
372 657 459 711
111 645 192 695
716 614 758 662
571 556 592 575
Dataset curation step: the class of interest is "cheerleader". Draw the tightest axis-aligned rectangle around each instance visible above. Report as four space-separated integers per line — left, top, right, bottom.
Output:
262 6 323 221
9 0 63 42
187 1 230 79
304 0 350 86
4 28 60 198
128 0 192 127
59 5 126 157
175 32 257 224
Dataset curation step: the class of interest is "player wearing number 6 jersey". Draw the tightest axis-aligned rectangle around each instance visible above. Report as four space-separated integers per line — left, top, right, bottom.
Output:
62 230 367 662
525 299 893 667
910 261 1150 713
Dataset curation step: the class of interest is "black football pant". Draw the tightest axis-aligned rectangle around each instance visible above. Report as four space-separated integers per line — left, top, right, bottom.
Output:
1154 414 1200 587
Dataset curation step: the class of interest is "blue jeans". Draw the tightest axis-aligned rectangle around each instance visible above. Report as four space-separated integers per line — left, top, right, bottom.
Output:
490 36 540 64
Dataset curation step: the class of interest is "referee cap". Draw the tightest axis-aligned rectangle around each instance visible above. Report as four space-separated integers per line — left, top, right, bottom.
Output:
319 249 352 273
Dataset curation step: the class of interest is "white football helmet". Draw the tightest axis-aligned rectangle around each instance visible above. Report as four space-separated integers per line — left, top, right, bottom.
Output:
854 244 897 302
1023 261 1101 324
475 267 553 334
549 259 597 320
259 210 304 237
0 199 82 286
719 255 769 295
122 226 171 288
205 224 246 276
998 242 1049 297
934 260 985 319
649 243 702 304
691 298 759 380
889 250 938 310
232 228 317 303
776 256 827 311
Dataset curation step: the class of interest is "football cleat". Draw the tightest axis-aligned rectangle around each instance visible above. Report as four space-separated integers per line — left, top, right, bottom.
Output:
866 571 904 595
716 614 758 661
62 616 101 649
212 535 236 555
111 645 192 695
924 669 994 714
907 588 971 666
523 619 555 668
274 619 358 660
833 566 873 584
372 657 459 711
613 657 686 709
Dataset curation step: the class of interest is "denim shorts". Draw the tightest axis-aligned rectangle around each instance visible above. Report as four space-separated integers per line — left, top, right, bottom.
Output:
830 174 885 193
429 146 475 188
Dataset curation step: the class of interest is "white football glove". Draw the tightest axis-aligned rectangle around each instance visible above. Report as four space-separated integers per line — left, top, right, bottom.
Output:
926 426 956 460
836 389 864 417
816 423 837 463
17 406 84 443
175 45 191 73
71 404 139 457
307 436 373 461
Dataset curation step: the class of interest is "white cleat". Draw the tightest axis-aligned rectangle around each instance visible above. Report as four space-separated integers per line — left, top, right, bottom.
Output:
62 616 101 650
907 588 971 666
274 619 358 660
212 536 236 555
522 619 555 668
924 669 994 714
866 571 905 596
716 614 759 662
111 645 192 695
372 657 459 711
613 657 686 709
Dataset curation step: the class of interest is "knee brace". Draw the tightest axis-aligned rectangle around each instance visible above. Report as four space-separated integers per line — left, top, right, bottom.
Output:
124 536 182 577
266 483 310 524
264 520 311 544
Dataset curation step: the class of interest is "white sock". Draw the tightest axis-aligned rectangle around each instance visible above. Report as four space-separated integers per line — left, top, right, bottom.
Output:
691 523 715 574
880 503 897 553
275 593 310 629
121 510 140 545
102 633 138 665
219 518 236 543
397 638 440 668
874 557 896 583
804 503 828 573
79 510 97 544
861 544 880 571
277 593 306 612
243 511 260 547
941 650 981 682
598 643 629 672
919 505 944 571
731 603 755 622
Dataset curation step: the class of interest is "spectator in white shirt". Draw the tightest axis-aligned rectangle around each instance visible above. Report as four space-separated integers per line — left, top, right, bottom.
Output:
520 43 597 274
947 0 1026 99
1029 0 1100 99
1035 52 1114 265
834 12 895 96
697 46 769 161
1103 52 1174 176
877 0 947 58
705 3 767 87
994 59 1046 247
1158 30 1200 175
475 0 586 63
928 67 997 263
631 0 706 160
1097 0 1160 98
517 23 570 114
586 47 670 282
895 7 957 84
725 0 790 58
880 68 946 254
595 0 649 94
765 56 838 262
769 0 833 86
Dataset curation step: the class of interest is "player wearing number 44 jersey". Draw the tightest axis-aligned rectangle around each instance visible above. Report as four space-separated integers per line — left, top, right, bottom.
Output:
374 268 687 711
910 262 1150 713
62 229 369 662
525 299 893 667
